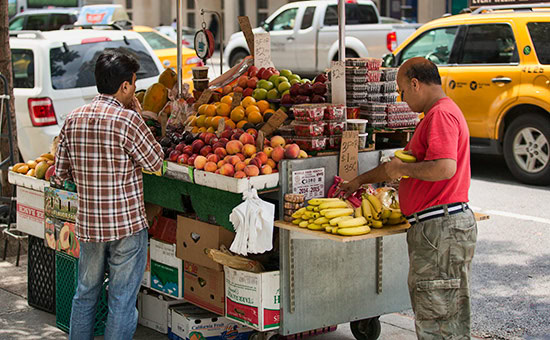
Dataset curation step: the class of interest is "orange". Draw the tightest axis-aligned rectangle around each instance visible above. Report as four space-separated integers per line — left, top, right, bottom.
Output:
245 105 260 117
221 95 233 105
198 104 208 115
206 126 216 133
230 106 245 123
205 117 213 128
192 126 199 133
188 116 197 127
205 104 217 117
196 115 207 127
263 109 276 115
216 102 231 117
225 120 236 129
211 116 223 128
256 100 270 113
241 96 256 108
237 120 248 129
248 111 263 125
198 127 207 133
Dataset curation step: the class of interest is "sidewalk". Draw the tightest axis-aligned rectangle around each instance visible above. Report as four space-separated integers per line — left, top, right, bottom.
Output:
0 254 477 340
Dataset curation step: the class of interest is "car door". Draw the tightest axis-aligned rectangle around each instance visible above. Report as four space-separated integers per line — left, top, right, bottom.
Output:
293 5 317 73
266 6 300 70
446 22 521 140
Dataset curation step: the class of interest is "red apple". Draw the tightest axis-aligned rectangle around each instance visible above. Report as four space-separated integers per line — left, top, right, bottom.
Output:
248 66 259 77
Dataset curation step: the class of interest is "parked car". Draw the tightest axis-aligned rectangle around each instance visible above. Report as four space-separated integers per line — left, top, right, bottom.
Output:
75 4 131 28
383 3 550 184
9 8 79 31
223 0 420 76
155 25 196 49
10 29 165 161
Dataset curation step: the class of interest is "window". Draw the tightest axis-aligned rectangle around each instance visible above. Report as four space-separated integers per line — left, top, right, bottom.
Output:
50 39 159 90
400 26 459 65
186 0 194 10
257 0 268 10
459 24 518 64
126 0 132 9
9 16 25 30
269 8 298 31
49 14 74 30
26 14 49 31
138 31 177 50
301 7 315 29
527 22 550 65
12 49 34 89
258 13 268 26
324 4 377 26
187 12 195 29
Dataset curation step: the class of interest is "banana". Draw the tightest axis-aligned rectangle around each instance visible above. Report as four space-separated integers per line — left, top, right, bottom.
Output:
292 218 302 225
338 216 368 228
366 194 382 219
303 211 320 219
324 208 354 219
325 226 334 233
308 219 314 223
337 225 371 236
291 208 306 218
40 153 55 161
331 227 339 234
371 220 383 228
389 210 403 220
308 198 341 206
306 205 315 211
299 220 309 228
313 206 320 212
307 223 324 231
319 201 349 210
354 206 363 218
321 223 331 228
314 217 329 225
329 215 354 226
381 209 392 220
387 217 405 225
394 150 416 163
361 198 373 220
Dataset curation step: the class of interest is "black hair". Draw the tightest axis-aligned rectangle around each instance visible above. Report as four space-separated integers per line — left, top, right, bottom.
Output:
405 60 442 85
94 50 140 95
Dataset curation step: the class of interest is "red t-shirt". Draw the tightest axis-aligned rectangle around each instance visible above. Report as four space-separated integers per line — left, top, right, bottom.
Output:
398 97 471 216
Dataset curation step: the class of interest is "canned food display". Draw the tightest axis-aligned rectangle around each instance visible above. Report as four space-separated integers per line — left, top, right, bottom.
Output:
293 121 326 137
346 83 368 91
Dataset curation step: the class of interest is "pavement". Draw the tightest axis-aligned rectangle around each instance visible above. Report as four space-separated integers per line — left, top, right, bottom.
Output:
0 253 468 340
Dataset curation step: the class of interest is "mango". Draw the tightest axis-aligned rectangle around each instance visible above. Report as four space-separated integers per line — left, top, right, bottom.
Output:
35 161 49 179
142 83 168 114
158 68 177 90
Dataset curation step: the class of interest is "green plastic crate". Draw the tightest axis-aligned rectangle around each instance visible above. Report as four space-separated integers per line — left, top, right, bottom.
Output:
55 251 108 336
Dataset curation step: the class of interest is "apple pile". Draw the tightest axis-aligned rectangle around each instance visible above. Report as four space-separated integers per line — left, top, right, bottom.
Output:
167 127 308 178
282 73 328 106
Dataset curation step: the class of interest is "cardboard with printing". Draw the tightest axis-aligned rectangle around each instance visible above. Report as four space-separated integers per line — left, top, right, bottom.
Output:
15 186 45 238
137 289 186 334
142 243 151 289
224 266 280 331
44 186 78 222
176 216 235 271
170 303 254 340
183 261 225 316
151 238 184 299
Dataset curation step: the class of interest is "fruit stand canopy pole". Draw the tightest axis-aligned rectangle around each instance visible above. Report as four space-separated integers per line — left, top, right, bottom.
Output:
177 0 182 97
338 0 345 61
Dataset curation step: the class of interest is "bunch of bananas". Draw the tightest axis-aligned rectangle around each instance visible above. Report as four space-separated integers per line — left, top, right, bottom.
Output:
361 193 406 229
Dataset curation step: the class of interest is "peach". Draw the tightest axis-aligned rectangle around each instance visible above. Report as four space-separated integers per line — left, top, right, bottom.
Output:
234 170 246 179
271 146 285 162
207 154 219 163
244 165 260 177
237 75 249 88
227 155 240 166
242 144 257 157
247 77 258 89
215 169 221 174
217 160 226 168
226 140 243 155
245 158 252 165
219 163 235 177
214 147 227 159
235 161 246 172
285 143 300 159
224 155 232 162
263 147 273 158
246 128 258 138
266 159 276 169
255 151 268 165
239 133 255 146
233 86 244 93
270 135 286 148
204 161 218 172
250 157 262 169
236 153 246 161
261 164 273 175
194 155 207 169
298 150 308 158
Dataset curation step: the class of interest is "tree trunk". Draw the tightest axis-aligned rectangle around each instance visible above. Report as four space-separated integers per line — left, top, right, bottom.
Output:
0 2 18 197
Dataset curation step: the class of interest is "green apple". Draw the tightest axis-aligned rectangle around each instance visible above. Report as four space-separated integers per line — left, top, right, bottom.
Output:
282 89 290 97
268 75 280 85
253 88 268 100
280 69 292 78
290 79 300 85
276 76 288 87
267 88 280 100
288 74 301 82
278 81 291 93
301 78 311 84
257 79 268 89
260 81 274 91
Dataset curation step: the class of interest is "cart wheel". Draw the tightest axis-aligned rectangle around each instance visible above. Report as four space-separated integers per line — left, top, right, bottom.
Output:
350 317 381 340
250 332 277 340
249 333 264 340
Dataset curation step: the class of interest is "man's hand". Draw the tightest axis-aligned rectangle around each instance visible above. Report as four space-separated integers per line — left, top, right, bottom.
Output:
127 96 142 115
384 157 406 180
335 178 361 199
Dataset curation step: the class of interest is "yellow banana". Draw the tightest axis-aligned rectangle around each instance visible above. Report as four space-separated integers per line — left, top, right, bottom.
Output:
325 226 334 233
319 201 349 210
291 208 306 218
324 208 354 219
292 218 302 225
307 198 341 206
381 209 391 220
361 198 373 220
299 220 309 228
313 206 320 212
331 227 339 234
307 223 324 231
338 217 368 228
389 210 403 220
329 215 354 226
387 217 405 225
367 194 382 219
314 217 329 225
371 220 383 228
306 205 315 211
303 211 320 219
354 206 363 218
395 149 416 163
337 225 371 236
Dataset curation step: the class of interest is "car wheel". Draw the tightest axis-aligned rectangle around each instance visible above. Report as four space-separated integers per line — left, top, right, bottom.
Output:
503 113 550 185
229 50 249 68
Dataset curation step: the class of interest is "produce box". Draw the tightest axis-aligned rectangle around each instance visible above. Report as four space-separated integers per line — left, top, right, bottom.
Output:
224 266 280 331
193 171 279 194
150 216 178 244
184 261 225 316
165 161 194 183
170 303 253 340
8 170 50 191
44 216 80 258
176 216 235 271
15 186 45 238
137 289 186 334
44 187 78 222
151 238 184 299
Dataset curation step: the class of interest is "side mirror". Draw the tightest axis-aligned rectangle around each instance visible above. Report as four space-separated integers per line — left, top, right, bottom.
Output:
383 53 396 67
261 22 270 31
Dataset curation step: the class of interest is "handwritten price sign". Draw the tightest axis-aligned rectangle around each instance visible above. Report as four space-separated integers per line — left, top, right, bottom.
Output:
254 33 274 69
292 168 325 200
330 60 346 105
339 130 359 181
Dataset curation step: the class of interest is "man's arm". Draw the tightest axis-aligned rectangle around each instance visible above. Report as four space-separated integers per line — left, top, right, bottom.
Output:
124 111 164 172
54 128 73 182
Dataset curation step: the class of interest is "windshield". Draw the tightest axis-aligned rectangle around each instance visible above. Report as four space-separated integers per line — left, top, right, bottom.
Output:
138 31 176 50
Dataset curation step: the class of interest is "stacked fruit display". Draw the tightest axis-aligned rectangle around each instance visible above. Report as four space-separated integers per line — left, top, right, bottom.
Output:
165 127 307 179
281 73 328 106
290 193 406 236
11 153 56 180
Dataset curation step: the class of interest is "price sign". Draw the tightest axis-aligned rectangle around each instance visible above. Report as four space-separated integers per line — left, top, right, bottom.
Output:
339 130 359 181
238 16 255 55
330 60 346 105
292 168 325 200
195 89 213 107
254 33 274 69
230 92 243 111
260 109 288 136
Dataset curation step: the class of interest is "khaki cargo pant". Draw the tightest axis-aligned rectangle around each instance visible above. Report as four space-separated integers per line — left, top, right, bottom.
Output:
406 205 477 340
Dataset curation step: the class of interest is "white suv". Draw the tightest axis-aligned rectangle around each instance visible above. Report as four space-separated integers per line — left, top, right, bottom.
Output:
10 29 164 161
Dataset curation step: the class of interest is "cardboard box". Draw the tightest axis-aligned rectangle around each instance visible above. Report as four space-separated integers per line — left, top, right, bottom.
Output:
142 243 151 289
44 186 78 222
170 303 254 340
137 289 186 334
44 216 80 258
224 266 280 331
151 238 184 299
15 186 45 238
145 203 163 227
151 216 177 244
184 261 225 316
177 216 235 271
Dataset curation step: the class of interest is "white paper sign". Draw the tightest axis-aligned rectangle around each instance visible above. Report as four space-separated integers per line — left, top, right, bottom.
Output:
254 33 274 69
330 60 346 105
292 168 325 200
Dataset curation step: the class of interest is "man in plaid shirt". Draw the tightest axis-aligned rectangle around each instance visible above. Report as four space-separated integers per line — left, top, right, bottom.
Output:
55 50 163 340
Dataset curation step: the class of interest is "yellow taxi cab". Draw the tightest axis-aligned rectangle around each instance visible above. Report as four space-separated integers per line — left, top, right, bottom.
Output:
132 25 203 89
383 3 550 185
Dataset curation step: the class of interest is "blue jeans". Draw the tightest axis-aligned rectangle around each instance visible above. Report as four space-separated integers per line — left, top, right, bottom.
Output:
69 228 148 340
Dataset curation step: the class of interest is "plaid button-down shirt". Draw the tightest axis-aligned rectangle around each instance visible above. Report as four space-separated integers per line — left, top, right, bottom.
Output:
55 94 163 242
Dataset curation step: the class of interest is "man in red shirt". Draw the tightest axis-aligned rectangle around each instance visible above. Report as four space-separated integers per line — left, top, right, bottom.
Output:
340 57 477 339
56 51 163 340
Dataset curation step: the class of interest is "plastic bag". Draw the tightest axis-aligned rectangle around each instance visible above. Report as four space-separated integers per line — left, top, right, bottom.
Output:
374 187 400 209
206 245 264 273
